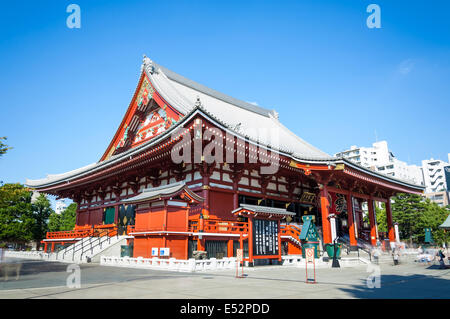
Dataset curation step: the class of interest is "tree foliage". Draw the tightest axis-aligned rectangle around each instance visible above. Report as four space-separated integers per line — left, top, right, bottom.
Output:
376 193 450 245
48 202 77 232
48 211 61 232
0 183 34 243
0 136 12 157
31 193 52 243
375 203 387 233
0 183 53 246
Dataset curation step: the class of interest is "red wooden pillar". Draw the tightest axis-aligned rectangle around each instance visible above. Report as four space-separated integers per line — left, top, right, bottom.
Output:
197 214 205 251
162 202 168 248
51 242 55 253
239 232 244 267
163 201 168 231
320 185 331 244
277 219 282 262
368 198 377 246
44 242 48 252
114 204 119 224
202 176 210 217
185 207 189 259
248 216 254 265
227 239 233 257
233 180 239 210
346 193 357 248
386 198 395 243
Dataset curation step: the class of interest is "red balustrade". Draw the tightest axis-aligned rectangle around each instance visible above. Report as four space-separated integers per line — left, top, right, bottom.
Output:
280 224 302 240
46 224 118 240
189 219 248 234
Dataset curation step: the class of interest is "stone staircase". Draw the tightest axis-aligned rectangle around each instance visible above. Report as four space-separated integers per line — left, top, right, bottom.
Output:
7 235 128 264
56 235 127 263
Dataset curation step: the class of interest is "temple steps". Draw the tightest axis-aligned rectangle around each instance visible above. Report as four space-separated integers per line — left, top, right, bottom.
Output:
54 235 127 263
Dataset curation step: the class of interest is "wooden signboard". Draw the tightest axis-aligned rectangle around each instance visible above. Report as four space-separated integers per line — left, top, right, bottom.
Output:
236 249 244 278
305 248 316 284
252 219 279 256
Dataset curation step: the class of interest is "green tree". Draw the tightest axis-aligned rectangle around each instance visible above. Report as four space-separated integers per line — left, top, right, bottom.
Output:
0 183 34 245
59 202 77 231
375 203 387 233
0 184 54 249
391 193 426 241
48 211 61 232
0 136 12 157
30 194 53 248
377 193 450 245
415 199 449 245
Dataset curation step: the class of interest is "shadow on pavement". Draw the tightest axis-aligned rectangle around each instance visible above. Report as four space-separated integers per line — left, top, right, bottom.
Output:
338 272 450 298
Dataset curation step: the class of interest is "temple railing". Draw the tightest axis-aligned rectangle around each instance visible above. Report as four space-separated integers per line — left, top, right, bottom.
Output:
127 225 135 234
45 224 118 240
280 224 302 245
189 219 248 234
131 225 189 233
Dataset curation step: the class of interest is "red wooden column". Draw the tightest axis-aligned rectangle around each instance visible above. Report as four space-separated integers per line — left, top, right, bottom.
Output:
201 170 211 217
346 193 357 248
320 185 332 244
368 198 377 246
386 198 395 243
51 242 55 253
198 165 211 252
114 204 119 224
197 214 206 251
248 216 254 265
233 180 239 210
44 242 48 252
277 219 282 262
162 201 168 247
227 239 233 257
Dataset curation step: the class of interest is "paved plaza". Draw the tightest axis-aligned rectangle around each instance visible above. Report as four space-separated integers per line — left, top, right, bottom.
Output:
0 257 449 299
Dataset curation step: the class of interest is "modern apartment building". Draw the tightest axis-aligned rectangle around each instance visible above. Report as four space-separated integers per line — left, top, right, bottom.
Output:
421 154 450 207
335 141 424 186
421 156 450 193
55 200 67 215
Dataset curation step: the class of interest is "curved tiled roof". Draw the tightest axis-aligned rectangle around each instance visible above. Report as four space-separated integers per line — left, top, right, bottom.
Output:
26 56 424 192
145 57 332 161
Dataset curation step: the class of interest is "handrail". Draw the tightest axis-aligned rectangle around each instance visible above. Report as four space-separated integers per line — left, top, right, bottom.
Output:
46 224 117 240
79 228 118 262
280 224 302 243
188 219 249 234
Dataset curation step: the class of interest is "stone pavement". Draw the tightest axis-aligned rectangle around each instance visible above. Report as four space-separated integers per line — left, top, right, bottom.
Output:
0 257 449 299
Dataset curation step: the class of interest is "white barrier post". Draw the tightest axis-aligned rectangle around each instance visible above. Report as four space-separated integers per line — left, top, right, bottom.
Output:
188 258 196 272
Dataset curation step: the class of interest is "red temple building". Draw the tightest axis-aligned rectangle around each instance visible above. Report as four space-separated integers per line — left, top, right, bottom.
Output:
26 55 424 265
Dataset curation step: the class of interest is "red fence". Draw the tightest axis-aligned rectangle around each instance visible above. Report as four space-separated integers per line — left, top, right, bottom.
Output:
280 224 302 240
189 219 249 234
45 224 118 239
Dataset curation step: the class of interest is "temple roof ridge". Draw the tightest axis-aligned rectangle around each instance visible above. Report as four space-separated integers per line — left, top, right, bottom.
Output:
147 56 277 118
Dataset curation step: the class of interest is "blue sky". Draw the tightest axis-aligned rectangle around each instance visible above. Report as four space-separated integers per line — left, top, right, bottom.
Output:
1 0 449 200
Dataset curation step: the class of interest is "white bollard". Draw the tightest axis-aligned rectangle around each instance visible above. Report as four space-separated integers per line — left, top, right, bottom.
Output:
188 258 196 272
210 258 217 270
228 257 236 269
169 258 176 270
